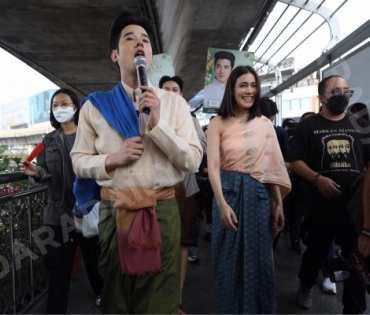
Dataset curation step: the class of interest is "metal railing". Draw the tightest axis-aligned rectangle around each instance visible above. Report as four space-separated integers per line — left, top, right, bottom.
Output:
0 173 48 314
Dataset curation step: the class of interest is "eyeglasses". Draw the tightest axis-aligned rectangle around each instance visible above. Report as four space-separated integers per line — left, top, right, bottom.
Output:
324 88 354 98
52 103 74 111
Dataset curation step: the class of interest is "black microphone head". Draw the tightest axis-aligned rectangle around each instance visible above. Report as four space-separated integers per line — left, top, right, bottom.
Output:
134 55 147 68
134 55 148 87
134 55 149 113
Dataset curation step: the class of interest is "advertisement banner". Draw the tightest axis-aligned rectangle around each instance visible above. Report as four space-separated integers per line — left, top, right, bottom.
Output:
148 54 175 88
203 48 254 113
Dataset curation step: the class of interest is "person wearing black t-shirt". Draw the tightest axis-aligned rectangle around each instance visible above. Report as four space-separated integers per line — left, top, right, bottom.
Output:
289 75 370 313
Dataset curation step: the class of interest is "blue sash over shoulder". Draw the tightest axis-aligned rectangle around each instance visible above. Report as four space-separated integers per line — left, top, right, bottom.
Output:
87 82 140 137
73 83 140 214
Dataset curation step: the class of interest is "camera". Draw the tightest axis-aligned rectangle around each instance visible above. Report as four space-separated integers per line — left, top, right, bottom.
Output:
324 249 370 294
324 257 353 283
349 249 370 293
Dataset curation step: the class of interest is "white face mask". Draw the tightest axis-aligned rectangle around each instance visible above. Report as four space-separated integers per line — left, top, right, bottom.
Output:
53 107 76 123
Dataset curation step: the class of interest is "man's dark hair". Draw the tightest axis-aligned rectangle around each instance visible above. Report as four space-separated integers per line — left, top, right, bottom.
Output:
158 75 184 92
318 75 342 95
260 97 278 118
214 51 236 68
109 11 154 51
50 88 80 129
300 111 315 121
218 65 261 121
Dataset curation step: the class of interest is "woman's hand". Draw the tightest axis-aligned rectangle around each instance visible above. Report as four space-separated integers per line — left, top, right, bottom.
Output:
272 203 284 238
218 201 238 231
267 184 284 238
19 161 39 178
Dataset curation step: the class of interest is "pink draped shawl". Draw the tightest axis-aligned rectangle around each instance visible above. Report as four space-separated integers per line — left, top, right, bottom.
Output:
220 116 291 198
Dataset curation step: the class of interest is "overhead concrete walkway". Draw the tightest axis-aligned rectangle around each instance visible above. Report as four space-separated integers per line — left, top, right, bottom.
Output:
30 224 370 314
0 122 53 145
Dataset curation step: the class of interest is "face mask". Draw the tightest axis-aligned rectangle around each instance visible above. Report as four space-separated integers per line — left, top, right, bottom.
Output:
286 129 294 138
324 94 349 115
53 107 76 123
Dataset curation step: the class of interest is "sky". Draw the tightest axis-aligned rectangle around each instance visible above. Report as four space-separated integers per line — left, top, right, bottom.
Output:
0 0 369 107
0 49 58 106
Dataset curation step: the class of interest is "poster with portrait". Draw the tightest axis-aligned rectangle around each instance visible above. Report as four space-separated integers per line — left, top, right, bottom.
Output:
148 53 175 88
203 48 254 113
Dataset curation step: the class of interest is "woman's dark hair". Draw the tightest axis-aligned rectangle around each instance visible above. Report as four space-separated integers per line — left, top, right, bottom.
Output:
217 65 261 121
50 88 80 129
109 11 154 51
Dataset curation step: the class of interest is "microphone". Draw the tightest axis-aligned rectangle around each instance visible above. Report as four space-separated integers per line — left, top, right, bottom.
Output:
134 55 150 114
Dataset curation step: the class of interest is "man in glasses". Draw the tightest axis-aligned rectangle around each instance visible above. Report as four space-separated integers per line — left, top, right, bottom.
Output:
288 75 370 313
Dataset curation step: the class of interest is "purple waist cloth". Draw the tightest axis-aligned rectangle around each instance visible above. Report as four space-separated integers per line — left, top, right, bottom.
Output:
117 207 162 275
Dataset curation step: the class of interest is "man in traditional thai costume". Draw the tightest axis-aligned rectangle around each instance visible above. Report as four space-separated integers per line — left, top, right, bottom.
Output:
70 11 202 314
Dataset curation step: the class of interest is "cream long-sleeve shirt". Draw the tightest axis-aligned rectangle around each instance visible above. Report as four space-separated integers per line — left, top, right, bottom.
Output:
71 82 203 191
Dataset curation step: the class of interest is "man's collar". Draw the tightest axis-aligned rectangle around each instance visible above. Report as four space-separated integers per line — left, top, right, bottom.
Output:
121 81 153 102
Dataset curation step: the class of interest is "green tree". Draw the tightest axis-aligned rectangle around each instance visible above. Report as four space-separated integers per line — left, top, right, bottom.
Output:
0 155 10 172
0 155 22 173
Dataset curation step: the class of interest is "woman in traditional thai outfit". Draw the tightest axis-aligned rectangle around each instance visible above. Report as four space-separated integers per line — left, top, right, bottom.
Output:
207 65 291 314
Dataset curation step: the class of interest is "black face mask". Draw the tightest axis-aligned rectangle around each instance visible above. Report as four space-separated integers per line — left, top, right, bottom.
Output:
286 129 294 138
325 94 349 115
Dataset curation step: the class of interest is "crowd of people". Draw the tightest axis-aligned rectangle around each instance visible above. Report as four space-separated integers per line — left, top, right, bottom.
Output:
18 9 370 315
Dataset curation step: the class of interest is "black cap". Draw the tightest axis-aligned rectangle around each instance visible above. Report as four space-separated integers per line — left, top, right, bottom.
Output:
282 118 296 128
